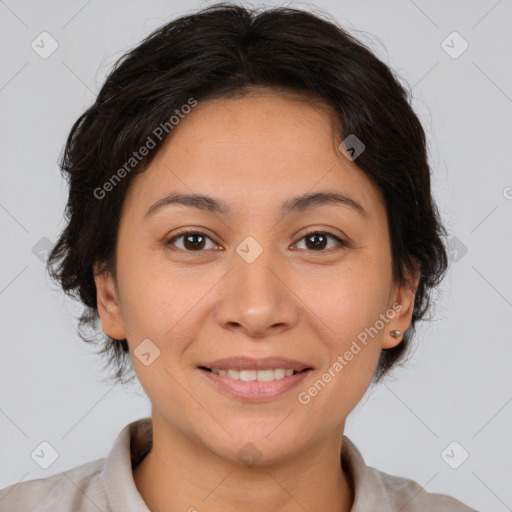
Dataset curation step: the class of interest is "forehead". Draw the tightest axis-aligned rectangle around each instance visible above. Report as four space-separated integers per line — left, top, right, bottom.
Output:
123 91 385 220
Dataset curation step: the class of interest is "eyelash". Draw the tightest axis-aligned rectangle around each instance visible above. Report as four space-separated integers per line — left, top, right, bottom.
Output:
164 229 348 253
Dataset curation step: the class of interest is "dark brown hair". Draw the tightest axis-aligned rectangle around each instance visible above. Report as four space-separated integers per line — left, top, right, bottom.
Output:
47 2 448 385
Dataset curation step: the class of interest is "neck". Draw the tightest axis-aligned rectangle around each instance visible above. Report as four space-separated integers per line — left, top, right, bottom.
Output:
132 414 354 512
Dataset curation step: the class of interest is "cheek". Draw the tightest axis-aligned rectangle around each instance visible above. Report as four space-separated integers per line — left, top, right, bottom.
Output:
302 257 392 381
301 254 391 334
115 241 205 340
294 282 387 426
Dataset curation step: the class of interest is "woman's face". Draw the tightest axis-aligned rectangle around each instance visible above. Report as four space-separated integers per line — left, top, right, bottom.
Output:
95 90 417 464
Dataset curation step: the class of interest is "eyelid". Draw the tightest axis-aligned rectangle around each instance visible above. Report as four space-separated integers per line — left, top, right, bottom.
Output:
291 229 349 251
165 229 222 251
164 227 349 252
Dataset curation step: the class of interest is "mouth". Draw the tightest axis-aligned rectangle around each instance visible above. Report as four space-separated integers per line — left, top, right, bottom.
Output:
198 366 311 382
197 357 313 401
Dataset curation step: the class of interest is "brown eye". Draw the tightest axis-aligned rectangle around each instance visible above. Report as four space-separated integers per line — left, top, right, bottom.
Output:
165 229 347 253
293 231 347 251
165 231 219 251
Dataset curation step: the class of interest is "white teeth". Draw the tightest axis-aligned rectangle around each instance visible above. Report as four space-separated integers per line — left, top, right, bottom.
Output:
210 368 298 381
227 369 239 379
240 370 257 381
274 368 285 379
254 369 274 382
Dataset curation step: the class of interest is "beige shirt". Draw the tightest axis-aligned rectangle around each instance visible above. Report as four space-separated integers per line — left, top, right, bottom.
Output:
0 417 477 511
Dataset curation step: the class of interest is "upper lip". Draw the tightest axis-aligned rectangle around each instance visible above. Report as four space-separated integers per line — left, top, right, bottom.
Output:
198 357 312 372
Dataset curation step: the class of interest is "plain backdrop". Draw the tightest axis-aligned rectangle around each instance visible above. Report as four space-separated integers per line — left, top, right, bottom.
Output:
1 1 511 510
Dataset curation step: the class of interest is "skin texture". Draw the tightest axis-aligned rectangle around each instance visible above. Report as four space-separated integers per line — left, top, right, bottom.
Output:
94 90 420 512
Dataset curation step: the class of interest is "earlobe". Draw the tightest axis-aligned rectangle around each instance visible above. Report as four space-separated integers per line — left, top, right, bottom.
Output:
93 261 127 340
382 267 421 350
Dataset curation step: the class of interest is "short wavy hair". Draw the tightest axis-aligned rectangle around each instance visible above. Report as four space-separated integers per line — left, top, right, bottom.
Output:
47 2 448 385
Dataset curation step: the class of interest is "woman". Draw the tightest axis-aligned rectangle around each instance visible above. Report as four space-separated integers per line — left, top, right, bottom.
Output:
0 3 477 511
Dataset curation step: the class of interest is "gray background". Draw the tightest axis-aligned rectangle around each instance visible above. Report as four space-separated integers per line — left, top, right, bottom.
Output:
1 0 511 510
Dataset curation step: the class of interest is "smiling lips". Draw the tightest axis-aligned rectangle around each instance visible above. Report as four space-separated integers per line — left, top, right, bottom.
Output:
210 368 295 382
198 356 313 400
199 356 312 372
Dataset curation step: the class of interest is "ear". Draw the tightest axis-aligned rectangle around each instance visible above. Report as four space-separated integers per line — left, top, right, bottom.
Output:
93 261 127 340
382 264 421 349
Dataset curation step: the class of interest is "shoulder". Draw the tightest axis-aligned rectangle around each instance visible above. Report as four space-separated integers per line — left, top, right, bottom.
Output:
376 468 478 511
0 457 107 512
341 437 478 512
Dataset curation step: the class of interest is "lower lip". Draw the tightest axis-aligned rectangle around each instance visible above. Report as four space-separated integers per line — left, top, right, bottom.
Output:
198 368 312 402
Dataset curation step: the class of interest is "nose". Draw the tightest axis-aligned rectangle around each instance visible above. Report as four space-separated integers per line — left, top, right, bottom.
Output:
214 242 299 338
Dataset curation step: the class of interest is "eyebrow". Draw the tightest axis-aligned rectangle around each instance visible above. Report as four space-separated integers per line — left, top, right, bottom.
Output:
144 190 367 219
